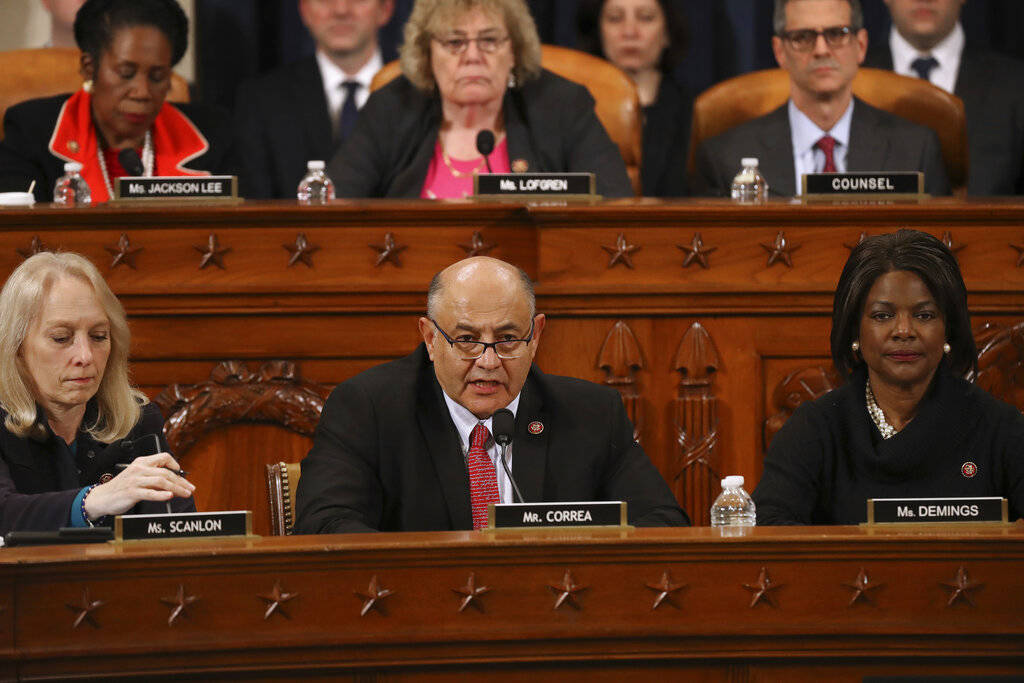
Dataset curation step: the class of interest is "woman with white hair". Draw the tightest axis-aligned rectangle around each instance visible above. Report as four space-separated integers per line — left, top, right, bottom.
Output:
0 252 194 534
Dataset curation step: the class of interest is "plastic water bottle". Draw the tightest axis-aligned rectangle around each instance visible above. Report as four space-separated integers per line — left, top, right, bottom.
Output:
710 475 756 529
296 160 335 204
730 157 768 203
53 161 91 206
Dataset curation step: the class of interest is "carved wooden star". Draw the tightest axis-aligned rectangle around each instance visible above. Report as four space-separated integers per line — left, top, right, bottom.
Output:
645 571 686 610
16 235 47 260
548 570 588 610
355 575 394 616
66 588 105 629
941 231 965 256
458 231 496 257
452 572 492 613
283 232 320 267
601 233 640 269
369 232 407 267
1011 241 1024 268
743 566 783 608
160 584 199 626
760 231 800 268
677 232 716 269
258 580 299 620
193 233 231 270
104 232 143 269
842 567 884 606
844 232 870 251
940 565 984 607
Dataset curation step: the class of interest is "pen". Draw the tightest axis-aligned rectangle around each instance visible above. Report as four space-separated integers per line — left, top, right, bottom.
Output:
114 463 189 477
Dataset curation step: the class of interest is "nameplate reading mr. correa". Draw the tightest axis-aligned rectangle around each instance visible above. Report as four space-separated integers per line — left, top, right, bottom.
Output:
474 172 595 197
115 510 252 541
488 501 626 529
867 497 1007 524
114 175 238 200
802 171 923 196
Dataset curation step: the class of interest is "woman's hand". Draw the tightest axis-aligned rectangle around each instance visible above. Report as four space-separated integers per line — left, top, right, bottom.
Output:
83 453 196 519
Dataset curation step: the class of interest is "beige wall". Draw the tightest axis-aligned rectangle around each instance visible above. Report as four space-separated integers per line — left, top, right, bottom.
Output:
0 0 196 81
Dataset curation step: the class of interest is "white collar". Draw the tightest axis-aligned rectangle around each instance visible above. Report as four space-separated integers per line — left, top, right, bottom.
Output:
789 97 854 155
441 389 522 452
315 48 383 91
888 22 964 93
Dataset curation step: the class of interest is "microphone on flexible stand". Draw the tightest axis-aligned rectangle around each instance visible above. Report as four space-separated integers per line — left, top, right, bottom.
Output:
118 148 144 176
476 129 495 173
491 408 523 503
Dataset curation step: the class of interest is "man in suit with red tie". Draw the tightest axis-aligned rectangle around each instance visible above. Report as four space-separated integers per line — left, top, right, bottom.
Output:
296 257 687 533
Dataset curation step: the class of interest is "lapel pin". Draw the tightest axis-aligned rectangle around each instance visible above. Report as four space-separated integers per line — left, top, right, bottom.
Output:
961 461 977 478
99 472 113 483
512 158 529 173
68 140 80 153
528 421 544 435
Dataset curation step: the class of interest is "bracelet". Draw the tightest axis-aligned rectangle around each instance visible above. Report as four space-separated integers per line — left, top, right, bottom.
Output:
80 484 97 528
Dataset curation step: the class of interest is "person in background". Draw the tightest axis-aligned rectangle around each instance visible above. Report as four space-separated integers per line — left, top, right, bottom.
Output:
0 0 234 203
864 0 1024 196
327 0 633 199
0 252 195 534
754 230 1024 524
233 0 396 199
576 0 691 197
40 0 86 48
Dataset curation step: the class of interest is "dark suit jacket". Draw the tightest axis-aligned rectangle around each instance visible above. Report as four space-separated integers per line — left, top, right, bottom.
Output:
326 70 634 198
864 43 1024 196
0 95 235 204
295 345 688 533
0 403 194 534
692 97 950 197
642 77 692 197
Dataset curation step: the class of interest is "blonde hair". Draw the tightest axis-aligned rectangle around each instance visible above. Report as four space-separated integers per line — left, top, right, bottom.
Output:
400 0 543 92
0 252 146 442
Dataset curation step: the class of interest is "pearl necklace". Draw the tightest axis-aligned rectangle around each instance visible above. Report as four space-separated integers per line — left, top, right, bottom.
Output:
441 145 485 178
96 131 154 199
865 381 897 439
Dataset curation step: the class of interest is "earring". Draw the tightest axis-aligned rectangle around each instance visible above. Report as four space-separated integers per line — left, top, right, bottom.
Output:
507 72 517 89
82 79 93 93
851 340 860 352
943 342 951 354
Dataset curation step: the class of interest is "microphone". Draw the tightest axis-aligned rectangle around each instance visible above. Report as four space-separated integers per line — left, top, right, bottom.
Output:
118 148 144 176
491 408 524 503
476 130 495 174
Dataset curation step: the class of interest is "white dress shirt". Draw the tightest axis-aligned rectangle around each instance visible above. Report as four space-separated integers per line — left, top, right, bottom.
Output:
788 98 854 195
315 49 383 139
889 22 964 94
442 391 522 504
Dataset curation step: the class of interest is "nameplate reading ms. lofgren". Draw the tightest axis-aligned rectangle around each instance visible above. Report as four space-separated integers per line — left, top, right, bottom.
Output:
115 510 251 541
114 175 237 200
487 501 626 529
475 172 595 196
802 171 923 196
867 497 1007 524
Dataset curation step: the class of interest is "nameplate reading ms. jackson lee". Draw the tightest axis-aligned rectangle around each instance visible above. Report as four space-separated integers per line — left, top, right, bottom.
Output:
475 172 595 197
867 497 1007 524
802 171 923 196
488 501 627 529
115 510 251 541
114 175 238 200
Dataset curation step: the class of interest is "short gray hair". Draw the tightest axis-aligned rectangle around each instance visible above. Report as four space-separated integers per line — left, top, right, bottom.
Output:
773 0 863 36
426 262 536 319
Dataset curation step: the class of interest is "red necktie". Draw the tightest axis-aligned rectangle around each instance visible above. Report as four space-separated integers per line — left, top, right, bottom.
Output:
816 135 837 172
467 424 498 530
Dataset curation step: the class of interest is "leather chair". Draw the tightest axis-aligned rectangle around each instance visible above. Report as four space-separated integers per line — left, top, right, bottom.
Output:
370 45 644 196
0 47 190 142
266 462 302 536
688 67 968 196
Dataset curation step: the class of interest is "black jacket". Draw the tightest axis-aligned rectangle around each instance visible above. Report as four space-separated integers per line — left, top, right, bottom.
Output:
642 77 692 197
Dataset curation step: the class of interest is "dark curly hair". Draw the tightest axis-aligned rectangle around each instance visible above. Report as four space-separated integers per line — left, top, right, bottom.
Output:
576 0 688 75
830 229 976 379
74 0 189 67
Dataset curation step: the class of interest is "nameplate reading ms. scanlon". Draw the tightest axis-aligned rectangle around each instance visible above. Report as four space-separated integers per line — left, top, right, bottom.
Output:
867 497 1007 524
487 501 627 530
115 510 251 541
114 175 237 200
475 172 595 197
802 171 923 196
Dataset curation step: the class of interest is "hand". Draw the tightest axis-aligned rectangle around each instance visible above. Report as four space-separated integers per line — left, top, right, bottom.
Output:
83 453 196 519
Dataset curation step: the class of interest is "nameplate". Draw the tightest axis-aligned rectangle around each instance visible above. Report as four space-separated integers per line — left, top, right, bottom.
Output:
115 510 252 541
802 172 923 196
474 173 595 197
487 501 626 529
867 497 1007 524
114 175 238 201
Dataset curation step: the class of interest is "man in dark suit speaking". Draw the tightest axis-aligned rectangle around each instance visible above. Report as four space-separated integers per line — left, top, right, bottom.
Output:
694 0 949 197
296 257 687 533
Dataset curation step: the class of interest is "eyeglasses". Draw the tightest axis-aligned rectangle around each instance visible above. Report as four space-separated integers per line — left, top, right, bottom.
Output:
432 34 510 55
778 25 854 52
430 318 535 360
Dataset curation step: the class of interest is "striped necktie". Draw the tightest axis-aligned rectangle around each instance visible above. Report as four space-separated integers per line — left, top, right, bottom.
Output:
467 423 498 530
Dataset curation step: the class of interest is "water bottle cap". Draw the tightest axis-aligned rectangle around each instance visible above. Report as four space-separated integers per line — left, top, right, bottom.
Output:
721 475 745 488
307 160 325 170
740 158 759 167
64 161 83 173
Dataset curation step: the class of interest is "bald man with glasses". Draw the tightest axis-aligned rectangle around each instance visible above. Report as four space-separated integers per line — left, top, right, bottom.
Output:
296 257 687 534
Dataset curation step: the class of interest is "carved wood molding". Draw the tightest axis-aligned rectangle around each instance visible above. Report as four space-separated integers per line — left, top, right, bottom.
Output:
971 321 1024 412
597 320 644 442
763 365 842 449
154 360 329 455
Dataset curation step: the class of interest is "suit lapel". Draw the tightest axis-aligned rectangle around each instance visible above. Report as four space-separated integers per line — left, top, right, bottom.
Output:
504 88 539 174
953 46 981 102
759 106 797 197
847 99 890 172
297 58 335 157
511 370 547 503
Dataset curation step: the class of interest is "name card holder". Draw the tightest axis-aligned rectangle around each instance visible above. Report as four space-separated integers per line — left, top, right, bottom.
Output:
115 510 252 541
487 501 627 530
802 171 923 199
866 497 1008 525
474 172 597 199
113 175 239 202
